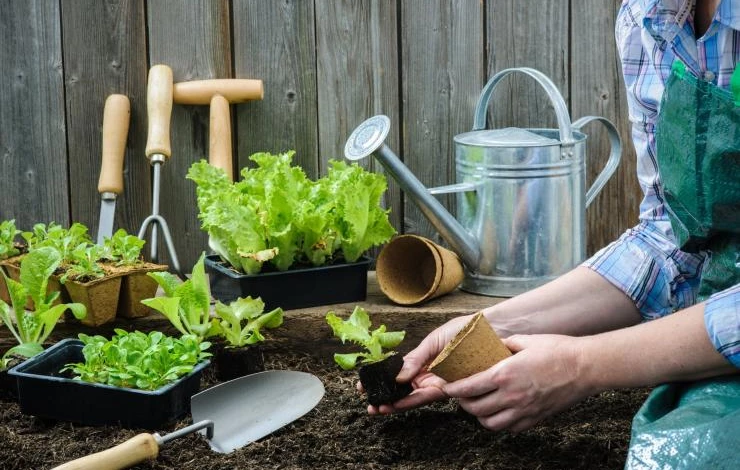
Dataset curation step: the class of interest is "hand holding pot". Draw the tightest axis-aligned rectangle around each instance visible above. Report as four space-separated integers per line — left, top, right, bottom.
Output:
442 333 591 433
364 314 475 415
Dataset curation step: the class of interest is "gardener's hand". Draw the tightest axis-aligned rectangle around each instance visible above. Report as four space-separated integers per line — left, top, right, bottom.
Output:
443 333 592 432
363 314 475 415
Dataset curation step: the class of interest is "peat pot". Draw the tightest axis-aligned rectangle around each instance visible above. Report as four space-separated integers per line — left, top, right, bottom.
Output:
344 67 622 297
8 339 209 429
204 255 372 311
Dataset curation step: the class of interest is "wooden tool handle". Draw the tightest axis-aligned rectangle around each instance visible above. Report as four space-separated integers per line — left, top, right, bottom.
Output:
173 78 264 104
209 94 233 181
51 433 159 470
145 64 173 160
98 94 130 194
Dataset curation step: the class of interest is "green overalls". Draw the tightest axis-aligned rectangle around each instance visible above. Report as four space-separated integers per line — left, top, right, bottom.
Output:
625 61 740 469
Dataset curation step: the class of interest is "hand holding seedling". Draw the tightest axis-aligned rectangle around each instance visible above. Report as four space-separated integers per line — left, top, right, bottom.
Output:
365 314 473 415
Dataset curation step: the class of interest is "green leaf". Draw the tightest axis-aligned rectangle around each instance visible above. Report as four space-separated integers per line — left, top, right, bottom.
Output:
20 247 62 309
141 297 186 335
333 352 363 371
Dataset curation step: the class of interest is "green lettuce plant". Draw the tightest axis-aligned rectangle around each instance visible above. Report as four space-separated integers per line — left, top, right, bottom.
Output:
101 228 146 266
141 252 214 341
0 219 21 260
63 329 211 391
326 306 405 370
186 151 396 275
0 247 86 369
211 296 284 348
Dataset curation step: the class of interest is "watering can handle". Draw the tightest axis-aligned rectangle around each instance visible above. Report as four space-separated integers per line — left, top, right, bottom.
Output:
572 116 622 208
473 67 575 145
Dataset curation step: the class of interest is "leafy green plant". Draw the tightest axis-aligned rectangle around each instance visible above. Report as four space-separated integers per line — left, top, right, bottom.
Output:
187 151 396 275
63 329 211 391
0 219 21 260
211 296 284 348
22 222 92 261
326 306 405 370
141 252 214 341
102 228 146 266
59 243 106 283
0 247 86 369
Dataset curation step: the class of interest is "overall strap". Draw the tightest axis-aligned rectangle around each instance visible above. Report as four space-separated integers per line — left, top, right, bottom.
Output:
731 62 740 106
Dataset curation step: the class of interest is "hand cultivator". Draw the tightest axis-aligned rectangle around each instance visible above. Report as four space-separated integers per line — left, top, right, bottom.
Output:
136 66 263 278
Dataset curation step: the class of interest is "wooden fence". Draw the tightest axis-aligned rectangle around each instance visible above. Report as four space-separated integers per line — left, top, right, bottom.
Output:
0 0 638 271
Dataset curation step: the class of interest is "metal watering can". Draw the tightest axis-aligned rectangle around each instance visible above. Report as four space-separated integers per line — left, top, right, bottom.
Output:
344 67 622 297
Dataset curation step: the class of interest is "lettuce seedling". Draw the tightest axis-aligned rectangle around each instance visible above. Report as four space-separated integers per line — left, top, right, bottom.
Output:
0 219 21 260
211 296 283 348
63 329 211 391
326 306 405 370
101 228 146 266
0 247 86 369
141 252 215 341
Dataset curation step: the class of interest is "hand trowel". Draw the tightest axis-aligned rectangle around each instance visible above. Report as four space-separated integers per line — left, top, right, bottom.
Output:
50 370 325 470
96 94 130 245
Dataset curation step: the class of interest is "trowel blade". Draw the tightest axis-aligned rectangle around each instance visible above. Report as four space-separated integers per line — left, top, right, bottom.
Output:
190 370 325 454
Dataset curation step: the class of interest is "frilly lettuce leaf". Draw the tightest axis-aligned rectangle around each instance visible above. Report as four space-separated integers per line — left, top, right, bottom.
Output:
326 306 405 369
187 151 395 274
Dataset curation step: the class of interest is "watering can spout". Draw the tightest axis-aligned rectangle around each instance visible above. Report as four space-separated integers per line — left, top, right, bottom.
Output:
344 115 481 269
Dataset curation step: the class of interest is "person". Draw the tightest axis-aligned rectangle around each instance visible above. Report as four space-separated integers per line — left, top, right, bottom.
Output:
365 0 739 466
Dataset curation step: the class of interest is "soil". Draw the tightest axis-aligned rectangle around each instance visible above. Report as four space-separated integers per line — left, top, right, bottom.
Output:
0 346 651 470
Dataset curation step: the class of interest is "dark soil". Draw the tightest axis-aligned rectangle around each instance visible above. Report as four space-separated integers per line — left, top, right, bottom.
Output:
0 348 650 470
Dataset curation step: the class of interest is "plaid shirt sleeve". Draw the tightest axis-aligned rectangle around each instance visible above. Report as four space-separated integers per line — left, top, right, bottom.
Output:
582 0 740 367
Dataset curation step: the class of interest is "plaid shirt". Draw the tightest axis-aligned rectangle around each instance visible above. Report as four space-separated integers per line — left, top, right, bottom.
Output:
583 0 740 367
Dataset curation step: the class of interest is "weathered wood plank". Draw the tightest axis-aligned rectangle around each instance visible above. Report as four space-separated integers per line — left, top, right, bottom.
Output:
61 0 150 240
401 0 486 242
232 0 319 178
0 0 68 229
571 1 640 254
314 0 402 235
486 0 569 130
145 0 232 271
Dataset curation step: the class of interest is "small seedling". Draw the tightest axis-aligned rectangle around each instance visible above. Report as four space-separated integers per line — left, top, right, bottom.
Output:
326 306 412 406
326 306 405 370
0 247 86 369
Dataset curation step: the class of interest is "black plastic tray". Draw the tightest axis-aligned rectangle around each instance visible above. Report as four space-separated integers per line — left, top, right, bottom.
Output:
205 254 371 311
8 339 209 429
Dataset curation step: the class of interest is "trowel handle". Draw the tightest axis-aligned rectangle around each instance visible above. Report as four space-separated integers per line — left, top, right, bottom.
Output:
98 94 130 195
145 64 174 160
50 433 159 470
209 93 233 181
572 116 622 208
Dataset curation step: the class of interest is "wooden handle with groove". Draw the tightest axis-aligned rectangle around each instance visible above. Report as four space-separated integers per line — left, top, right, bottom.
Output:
209 94 233 181
51 433 159 470
145 64 173 160
174 78 263 104
98 94 130 195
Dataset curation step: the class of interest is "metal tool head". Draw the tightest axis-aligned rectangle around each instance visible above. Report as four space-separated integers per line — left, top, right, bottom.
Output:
191 370 325 454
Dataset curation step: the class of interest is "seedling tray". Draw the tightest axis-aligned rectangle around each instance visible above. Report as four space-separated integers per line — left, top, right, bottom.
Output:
9 339 209 429
205 254 371 311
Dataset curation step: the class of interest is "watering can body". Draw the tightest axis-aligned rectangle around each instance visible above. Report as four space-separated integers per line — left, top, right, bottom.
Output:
345 67 621 297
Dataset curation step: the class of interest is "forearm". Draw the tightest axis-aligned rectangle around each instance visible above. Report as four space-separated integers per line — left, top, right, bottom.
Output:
578 302 738 394
482 266 642 337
